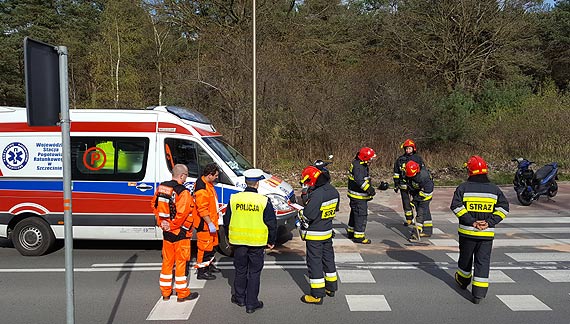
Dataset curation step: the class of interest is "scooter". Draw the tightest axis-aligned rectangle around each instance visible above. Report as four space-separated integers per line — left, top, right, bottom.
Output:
512 157 559 206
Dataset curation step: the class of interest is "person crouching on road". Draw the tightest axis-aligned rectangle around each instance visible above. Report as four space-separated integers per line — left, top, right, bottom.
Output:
393 139 426 226
193 163 222 280
299 165 340 305
223 169 277 314
404 160 434 241
151 164 198 302
347 147 376 244
450 155 509 304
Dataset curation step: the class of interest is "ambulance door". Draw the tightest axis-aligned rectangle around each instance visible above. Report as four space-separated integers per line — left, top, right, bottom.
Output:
158 135 235 206
70 135 157 240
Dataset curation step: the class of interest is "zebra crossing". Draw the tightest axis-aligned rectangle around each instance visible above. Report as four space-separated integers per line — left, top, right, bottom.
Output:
323 211 570 312
148 212 570 319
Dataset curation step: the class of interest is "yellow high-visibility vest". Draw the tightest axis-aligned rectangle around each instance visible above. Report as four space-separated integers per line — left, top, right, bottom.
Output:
228 192 268 246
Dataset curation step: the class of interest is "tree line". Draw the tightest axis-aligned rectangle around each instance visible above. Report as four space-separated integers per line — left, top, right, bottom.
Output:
1 0 569 180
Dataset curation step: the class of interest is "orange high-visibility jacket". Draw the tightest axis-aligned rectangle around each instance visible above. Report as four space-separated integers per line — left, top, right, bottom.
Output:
151 180 194 238
193 176 219 231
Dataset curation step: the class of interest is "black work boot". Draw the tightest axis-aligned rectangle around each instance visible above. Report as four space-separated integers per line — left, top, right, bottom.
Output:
197 267 216 280
209 263 221 273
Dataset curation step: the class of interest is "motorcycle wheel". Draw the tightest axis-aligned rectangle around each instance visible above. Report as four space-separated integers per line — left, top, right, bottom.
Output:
548 181 558 198
517 190 533 206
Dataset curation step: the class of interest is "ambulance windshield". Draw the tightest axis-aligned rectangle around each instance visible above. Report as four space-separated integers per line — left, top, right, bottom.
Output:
203 137 253 176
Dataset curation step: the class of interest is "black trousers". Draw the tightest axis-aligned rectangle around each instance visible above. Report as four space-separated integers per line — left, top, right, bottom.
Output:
413 199 433 235
233 245 265 309
348 198 368 240
457 236 493 298
400 189 413 221
306 239 337 298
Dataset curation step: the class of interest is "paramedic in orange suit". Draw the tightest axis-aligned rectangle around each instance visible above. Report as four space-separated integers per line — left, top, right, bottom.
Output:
151 164 198 302
193 163 222 280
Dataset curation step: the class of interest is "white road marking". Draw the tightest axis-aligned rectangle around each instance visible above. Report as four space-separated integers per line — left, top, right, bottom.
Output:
432 239 570 247
432 228 444 235
506 253 570 262
333 238 357 246
494 227 570 234
346 295 391 311
335 253 364 262
496 295 552 311
429 239 458 246
448 217 570 224
146 296 199 321
338 270 376 283
446 253 459 262
535 270 570 282
489 270 516 283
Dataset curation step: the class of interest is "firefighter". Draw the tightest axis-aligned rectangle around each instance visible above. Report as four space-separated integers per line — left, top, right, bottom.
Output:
223 168 277 314
299 165 340 305
193 163 221 280
450 155 509 304
404 160 434 241
393 139 425 226
346 147 376 244
151 164 198 302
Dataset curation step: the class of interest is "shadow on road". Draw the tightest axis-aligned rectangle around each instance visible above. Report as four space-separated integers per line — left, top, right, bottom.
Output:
383 239 472 302
107 254 138 324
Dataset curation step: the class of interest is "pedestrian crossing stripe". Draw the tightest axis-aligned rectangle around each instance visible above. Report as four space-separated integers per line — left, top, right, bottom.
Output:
496 295 552 311
346 295 391 311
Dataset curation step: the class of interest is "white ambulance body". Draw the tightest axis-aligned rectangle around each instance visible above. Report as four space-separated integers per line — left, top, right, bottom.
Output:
0 106 297 256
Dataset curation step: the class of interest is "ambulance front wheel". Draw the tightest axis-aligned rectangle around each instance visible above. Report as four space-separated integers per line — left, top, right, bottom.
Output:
12 217 56 256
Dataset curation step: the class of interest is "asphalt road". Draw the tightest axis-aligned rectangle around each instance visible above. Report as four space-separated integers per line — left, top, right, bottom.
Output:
1 183 570 324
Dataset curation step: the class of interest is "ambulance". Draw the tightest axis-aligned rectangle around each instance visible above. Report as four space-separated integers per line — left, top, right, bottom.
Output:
0 106 298 256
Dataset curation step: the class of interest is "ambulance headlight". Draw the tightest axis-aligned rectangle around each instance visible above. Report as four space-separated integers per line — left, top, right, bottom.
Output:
266 194 291 211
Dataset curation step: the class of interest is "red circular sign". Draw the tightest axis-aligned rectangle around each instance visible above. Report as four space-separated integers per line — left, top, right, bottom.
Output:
83 147 107 171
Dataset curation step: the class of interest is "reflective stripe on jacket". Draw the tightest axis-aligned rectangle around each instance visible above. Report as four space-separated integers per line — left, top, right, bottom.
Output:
347 159 373 200
450 177 509 240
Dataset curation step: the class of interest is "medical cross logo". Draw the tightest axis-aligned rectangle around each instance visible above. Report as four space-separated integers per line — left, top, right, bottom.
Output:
2 142 29 170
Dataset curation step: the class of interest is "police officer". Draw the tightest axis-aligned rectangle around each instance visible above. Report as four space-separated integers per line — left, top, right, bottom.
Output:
223 169 277 314
299 165 340 305
393 139 425 226
347 147 376 244
151 164 198 302
450 155 509 304
404 160 434 241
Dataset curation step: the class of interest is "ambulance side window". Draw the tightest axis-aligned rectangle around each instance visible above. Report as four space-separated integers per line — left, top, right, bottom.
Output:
71 137 149 181
164 138 214 178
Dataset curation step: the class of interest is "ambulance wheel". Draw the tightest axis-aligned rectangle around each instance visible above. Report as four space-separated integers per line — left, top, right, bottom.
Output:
217 226 234 256
12 218 55 256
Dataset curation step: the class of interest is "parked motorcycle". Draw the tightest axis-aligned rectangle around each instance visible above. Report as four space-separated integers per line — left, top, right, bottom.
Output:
512 157 559 206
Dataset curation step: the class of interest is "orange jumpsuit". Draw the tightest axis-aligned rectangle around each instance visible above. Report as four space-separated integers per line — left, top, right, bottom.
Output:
151 180 194 299
193 176 220 269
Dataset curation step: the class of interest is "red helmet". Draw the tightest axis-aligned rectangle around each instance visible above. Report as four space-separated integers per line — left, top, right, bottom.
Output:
401 139 416 152
466 155 488 176
300 165 322 187
405 160 420 177
358 147 376 162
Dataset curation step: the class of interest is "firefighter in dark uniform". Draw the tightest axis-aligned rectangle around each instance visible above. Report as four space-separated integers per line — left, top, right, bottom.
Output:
404 160 434 241
299 165 340 305
347 147 376 244
223 169 276 314
393 139 425 226
450 155 509 304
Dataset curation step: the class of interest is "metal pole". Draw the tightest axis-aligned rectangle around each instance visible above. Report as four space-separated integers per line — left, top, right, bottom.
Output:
58 45 75 324
252 0 257 167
